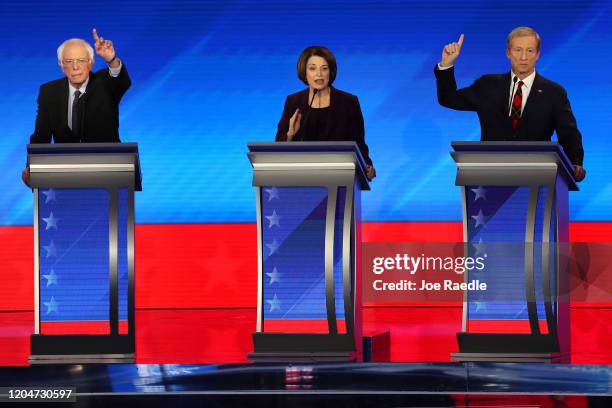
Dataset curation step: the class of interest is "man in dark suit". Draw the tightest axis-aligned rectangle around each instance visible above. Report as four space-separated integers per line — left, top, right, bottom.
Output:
434 27 586 181
22 29 131 185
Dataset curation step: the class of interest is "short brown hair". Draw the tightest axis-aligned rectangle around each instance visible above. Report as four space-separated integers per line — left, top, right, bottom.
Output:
297 46 337 85
507 26 541 51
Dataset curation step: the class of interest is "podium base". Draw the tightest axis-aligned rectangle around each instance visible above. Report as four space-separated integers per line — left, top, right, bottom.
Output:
454 333 568 363
248 351 356 363
29 353 134 365
30 334 134 364
451 352 567 363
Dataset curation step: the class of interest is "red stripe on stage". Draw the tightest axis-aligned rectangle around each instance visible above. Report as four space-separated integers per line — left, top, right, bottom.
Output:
135 223 258 309
1 222 612 365
362 221 463 242
570 222 612 242
40 321 128 335
0 227 33 311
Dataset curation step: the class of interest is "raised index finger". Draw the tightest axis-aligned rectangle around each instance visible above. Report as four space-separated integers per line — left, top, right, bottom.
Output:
92 28 100 43
457 33 464 47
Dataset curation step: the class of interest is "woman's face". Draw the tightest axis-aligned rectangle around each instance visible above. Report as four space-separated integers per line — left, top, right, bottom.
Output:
305 55 330 91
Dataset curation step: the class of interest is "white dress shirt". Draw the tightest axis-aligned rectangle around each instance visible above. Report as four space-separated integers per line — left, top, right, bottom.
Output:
508 70 536 116
67 62 122 130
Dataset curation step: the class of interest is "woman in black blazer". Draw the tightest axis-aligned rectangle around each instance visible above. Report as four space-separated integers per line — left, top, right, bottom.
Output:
276 46 375 179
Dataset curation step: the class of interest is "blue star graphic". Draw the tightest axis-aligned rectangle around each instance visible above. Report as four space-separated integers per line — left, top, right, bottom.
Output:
42 269 58 287
471 186 487 201
43 296 59 314
42 212 59 230
472 238 486 256
266 267 281 284
42 189 57 204
474 301 486 312
265 210 281 228
42 240 57 258
265 238 280 256
264 187 280 201
471 210 486 228
266 294 281 312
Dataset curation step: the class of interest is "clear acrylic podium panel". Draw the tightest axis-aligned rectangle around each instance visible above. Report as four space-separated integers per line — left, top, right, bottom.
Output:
463 185 557 334
260 186 348 334
37 188 128 334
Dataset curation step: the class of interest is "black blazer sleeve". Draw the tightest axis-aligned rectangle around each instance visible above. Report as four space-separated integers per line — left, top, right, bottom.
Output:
275 94 295 141
553 87 584 165
106 64 131 102
351 95 372 166
434 65 480 111
29 85 53 144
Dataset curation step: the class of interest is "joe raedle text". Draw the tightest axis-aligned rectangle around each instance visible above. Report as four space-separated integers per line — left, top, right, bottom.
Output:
372 279 487 292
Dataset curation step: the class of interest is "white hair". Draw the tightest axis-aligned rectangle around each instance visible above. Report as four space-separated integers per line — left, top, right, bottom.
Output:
57 38 94 65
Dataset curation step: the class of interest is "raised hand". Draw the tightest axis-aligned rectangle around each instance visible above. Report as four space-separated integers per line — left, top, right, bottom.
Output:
287 109 302 141
440 34 464 68
92 28 117 64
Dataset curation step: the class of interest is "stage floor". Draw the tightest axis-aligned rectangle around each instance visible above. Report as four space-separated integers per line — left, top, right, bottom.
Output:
1 362 611 407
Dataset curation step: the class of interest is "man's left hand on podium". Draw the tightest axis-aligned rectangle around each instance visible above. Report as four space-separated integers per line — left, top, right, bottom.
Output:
21 167 31 187
366 165 376 180
574 165 586 182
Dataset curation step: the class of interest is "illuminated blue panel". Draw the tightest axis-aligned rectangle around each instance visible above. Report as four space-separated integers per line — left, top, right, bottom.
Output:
261 187 328 322
1 1 610 226
39 189 109 323
466 186 550 321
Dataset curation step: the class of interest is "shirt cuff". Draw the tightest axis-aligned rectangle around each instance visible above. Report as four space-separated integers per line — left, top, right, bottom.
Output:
108 61 122 77
437 63 453 70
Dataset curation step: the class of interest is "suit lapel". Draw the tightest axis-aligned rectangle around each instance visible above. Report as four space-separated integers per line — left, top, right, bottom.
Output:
58 78 69 131
498 72 513 126
519 73 542 125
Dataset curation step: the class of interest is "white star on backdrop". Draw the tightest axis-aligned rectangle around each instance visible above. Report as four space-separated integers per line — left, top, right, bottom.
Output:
471 210 486 228
42 189 57 204
266 294 281 312
472 238 486 256
265 210 281 228
265 238 280 255
42 240 57 258
264 187 280 201
42 269 58 286
471 186 487 201
266 267 281 284
42 212 59 230
43 296 59 314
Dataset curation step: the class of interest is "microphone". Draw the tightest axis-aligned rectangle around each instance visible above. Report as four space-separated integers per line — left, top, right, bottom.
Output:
297 88 319 141
508 75 518 115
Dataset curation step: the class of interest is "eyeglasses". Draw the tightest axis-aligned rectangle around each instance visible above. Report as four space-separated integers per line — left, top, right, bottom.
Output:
61 58 90 67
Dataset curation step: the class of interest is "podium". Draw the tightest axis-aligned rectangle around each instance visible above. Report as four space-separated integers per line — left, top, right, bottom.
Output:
27 143 141 364
247 142 370 362
450 141 577 363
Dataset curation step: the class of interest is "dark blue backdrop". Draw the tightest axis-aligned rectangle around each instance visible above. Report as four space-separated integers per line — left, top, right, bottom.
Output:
1 0 610 225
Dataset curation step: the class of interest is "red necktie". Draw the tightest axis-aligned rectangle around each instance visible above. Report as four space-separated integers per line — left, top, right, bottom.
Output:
510 81 524 129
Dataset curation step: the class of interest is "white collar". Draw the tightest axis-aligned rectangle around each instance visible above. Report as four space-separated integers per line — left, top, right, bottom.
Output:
511 70 536 89
68 76 90 95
